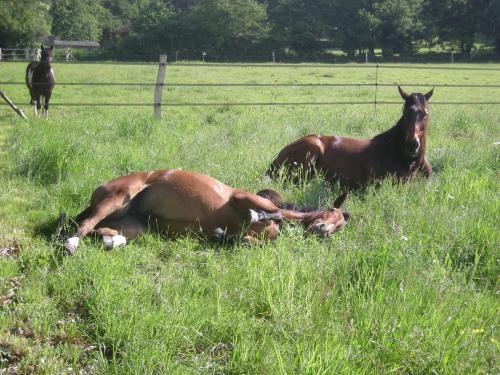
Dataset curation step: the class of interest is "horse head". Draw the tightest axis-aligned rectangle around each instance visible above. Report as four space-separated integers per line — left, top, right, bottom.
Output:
302 193 349 237
397 85 433 158
40 44 54 63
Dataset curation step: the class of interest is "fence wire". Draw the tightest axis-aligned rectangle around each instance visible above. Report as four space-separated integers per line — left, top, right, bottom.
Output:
1 62 499 108
2 82 500 88
2 101 500 107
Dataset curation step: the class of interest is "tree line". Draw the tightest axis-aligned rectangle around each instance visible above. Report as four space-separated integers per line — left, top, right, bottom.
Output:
1 0 499 60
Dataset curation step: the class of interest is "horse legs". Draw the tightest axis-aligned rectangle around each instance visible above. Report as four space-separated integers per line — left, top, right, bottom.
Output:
218 192 283 243
28 88 35 106
34 93 41 117
43 93 51 119
64 195 133 254
229 192 283 223
93 214 146 249
420 157 432 178
267 135 325 180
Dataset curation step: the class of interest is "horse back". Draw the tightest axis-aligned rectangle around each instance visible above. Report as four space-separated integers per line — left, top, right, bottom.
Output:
320 136 372 183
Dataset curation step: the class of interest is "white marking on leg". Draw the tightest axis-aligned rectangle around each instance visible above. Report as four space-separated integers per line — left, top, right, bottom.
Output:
103 235 127 249
248 209 259 223
64 237 80 254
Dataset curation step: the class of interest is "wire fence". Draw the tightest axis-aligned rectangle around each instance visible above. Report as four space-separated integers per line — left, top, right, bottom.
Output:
1 62 500 109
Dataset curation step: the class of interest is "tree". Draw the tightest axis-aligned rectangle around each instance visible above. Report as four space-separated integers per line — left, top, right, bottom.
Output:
101 0 142 43
422 0 485 56
333 0 377 57
186 0 268 57
50 0 105 41
124 0 268 59
0 0 50 47
478 0 500 55
268 0 333 55
372 0 426 56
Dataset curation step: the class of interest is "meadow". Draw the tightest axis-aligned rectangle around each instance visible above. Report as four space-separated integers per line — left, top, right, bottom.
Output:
0 61 499 374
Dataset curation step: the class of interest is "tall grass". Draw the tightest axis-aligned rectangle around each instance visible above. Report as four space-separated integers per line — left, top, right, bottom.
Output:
0 62 498 374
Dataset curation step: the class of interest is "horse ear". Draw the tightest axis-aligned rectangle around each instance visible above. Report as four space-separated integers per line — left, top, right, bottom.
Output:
398 85 410 101
333 192 348 209
425 88 434 101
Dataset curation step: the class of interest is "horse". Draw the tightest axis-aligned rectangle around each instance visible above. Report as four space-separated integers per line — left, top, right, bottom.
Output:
25 45 55 117
267 86 434 188
63 169 349 254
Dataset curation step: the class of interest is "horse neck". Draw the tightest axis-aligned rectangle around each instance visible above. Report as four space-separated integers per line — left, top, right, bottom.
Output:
373 117 406 144
37 59 52 73
372 117 427 161
280 207 325 222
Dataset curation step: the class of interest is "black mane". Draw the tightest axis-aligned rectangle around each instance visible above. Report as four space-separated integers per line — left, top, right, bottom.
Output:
256 189 321 213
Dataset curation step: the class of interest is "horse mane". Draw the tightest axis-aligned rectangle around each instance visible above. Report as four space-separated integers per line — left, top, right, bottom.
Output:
256 189 320 213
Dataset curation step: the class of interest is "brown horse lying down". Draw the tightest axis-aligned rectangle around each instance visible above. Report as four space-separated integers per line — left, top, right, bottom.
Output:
267 86 434 188
64 169 349 253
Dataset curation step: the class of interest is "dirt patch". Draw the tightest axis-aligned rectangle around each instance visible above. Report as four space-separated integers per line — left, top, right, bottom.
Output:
0 277 22 307
0 341 27 373
0 241 20 259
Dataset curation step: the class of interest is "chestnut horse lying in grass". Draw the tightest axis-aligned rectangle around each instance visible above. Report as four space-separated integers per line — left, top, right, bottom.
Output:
267 86 434 188
64 169 349 253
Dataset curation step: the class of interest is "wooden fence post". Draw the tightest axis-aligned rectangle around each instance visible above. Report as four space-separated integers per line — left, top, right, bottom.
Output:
0 89 27 120
154 54 167 119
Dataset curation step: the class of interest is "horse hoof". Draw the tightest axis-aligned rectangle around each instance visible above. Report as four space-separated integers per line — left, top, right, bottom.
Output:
103 235 127 249
64 237 79 255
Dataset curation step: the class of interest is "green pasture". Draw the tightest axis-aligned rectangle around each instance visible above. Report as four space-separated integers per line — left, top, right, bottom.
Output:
0 61 499 374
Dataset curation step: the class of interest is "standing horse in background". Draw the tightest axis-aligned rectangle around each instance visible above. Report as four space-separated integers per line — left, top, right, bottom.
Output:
267 86 434 188
26 45 55 117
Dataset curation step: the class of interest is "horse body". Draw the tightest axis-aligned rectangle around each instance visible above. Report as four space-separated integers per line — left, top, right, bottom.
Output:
267 86 433 188
26 45 55 117
64 169 349 253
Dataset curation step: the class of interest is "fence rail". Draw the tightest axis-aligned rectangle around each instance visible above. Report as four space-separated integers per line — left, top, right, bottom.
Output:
0 48 39 61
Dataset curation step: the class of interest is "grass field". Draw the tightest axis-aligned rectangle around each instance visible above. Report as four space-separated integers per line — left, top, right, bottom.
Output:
0 61 499 374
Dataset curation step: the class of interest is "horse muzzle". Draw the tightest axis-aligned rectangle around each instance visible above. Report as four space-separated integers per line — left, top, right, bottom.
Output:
307 222 338 238
404 140 420 157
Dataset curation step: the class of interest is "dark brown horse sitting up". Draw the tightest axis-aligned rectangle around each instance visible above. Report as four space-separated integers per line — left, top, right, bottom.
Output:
63 169 349 253
25 45 55 117
267 86 434 188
